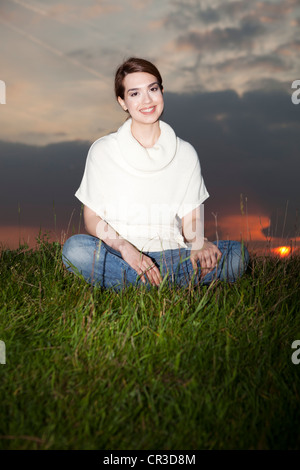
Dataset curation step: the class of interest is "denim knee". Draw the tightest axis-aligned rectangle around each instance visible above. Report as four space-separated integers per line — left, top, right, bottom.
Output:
62 234 88 269
62 235 74 267
228 241 249 280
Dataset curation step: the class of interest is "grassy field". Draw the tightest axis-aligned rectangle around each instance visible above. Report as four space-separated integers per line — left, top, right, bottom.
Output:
0 234 300 450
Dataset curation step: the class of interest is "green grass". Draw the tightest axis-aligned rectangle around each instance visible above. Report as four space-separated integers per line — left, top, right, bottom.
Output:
0 234 300 450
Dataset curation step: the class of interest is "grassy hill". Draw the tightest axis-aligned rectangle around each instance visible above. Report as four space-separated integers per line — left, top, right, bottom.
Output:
0 236 299 450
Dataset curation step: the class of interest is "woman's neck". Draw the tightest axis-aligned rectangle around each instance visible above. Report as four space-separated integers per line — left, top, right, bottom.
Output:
130 120 161 148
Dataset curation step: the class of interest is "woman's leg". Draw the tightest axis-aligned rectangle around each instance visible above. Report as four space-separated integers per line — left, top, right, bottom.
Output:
62 235 249 291
62 234 146 291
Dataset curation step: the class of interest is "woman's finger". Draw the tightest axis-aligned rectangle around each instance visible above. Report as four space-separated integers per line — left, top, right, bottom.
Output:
137 267 146 284
203 249 218 269
190 256 198 273
151 265 162 284
151 265 162 286
214 247 222 261
199 253 208 269
150 270 161 286
210 252 218 268
144 264 156 285
143 262 161 286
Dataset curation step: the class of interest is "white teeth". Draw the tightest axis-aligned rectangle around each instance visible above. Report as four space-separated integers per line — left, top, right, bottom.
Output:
141 107 155 113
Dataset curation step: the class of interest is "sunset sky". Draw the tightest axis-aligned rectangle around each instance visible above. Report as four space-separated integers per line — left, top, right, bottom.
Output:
0 0 299 251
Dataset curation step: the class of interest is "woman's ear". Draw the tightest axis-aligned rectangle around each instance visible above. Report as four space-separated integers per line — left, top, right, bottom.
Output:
117 96 127 112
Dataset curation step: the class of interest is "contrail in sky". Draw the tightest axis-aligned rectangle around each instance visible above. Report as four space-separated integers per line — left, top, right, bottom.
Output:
9 0 48 17
0 17 108 81
9 0 107 37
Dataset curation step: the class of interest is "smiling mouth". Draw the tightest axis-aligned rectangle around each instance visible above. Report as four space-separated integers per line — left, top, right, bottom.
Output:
140 106 156 114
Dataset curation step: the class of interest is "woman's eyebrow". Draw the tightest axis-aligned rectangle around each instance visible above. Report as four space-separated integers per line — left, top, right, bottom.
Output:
127 82 159 93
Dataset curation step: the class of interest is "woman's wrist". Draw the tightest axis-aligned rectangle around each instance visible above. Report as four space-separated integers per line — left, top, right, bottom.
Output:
96 220 128 253
117 239 131 255
190 237 208 251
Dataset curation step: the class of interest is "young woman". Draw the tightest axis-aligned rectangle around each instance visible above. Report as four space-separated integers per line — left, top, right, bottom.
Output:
62 57 249 291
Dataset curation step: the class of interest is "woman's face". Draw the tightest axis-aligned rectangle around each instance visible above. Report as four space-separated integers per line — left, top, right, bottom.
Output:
118 72 164 125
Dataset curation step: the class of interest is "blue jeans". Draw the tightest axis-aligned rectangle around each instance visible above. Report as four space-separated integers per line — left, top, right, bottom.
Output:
62 235 249 291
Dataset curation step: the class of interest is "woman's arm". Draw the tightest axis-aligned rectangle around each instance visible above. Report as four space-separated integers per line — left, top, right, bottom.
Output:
83 205 162 286
181 204 206 250
84 205 128 253
182 205 222 279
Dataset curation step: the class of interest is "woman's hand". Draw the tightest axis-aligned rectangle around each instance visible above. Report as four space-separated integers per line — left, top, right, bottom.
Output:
120 242 162 286
83 206 162 286
190 240 222 279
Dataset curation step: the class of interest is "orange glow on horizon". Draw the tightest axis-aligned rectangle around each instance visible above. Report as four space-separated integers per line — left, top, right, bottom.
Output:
205 214 271 242
272 246 292 258
0 225 67 250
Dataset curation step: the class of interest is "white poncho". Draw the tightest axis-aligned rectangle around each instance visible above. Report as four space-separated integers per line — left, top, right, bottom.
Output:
75 118 209 252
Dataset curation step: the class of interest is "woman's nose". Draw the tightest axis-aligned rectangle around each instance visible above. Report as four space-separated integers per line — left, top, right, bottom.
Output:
142 90 152 103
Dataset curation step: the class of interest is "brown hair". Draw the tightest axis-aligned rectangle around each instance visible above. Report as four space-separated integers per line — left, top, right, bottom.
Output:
114 57 163 100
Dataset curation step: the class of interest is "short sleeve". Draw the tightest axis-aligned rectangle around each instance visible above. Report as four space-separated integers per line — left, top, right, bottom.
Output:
177 155 209 219
75 141 106 218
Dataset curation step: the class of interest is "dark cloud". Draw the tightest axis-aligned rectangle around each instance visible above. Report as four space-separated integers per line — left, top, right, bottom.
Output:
198 7 220 24
215 53 287 74
218 0 251 18
164 0 250 29
165 0 296 30
0 140 89 231
275 39 300 56
16 131 68 140
176 18 264 52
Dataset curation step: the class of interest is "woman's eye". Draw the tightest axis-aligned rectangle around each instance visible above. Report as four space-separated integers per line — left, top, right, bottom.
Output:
130 92 138 97
150 87 158 92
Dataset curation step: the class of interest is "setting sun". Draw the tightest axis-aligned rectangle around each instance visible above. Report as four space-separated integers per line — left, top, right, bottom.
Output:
272 246 291 258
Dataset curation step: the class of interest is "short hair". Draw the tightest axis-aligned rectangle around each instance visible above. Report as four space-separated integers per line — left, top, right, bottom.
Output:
114 57 163 100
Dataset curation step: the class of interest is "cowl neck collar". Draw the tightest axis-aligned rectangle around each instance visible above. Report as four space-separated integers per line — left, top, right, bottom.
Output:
116 118 177 172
